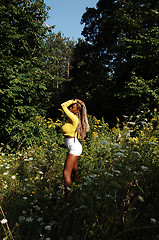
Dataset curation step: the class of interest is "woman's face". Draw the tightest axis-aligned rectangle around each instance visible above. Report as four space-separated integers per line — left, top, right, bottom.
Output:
69 104 78 115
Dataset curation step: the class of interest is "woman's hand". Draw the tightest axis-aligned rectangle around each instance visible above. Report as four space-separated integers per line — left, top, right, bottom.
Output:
76 99 84 105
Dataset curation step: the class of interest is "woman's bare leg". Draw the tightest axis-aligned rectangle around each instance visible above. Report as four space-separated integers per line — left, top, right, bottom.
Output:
72 161 79 184
63 153 79 197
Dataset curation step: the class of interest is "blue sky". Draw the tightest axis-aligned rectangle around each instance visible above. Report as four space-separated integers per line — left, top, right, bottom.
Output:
44 0 97 40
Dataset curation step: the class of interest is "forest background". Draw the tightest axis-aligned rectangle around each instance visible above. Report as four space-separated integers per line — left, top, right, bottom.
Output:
0 0 158 147
0 0 159 239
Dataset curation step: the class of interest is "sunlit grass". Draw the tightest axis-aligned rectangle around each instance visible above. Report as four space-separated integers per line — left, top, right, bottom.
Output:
0 109 159 239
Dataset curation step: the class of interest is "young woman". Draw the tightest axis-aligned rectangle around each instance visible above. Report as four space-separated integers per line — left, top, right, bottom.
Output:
61 99 89 198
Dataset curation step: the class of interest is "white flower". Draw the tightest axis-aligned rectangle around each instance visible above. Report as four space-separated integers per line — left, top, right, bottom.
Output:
104 172 113 177
3 172 8 175
138 195 144 202
23 197 28 200
114 152 126 158
24 158 29 162
1 219 7 224
105 194 111 198
11 176 16 179
151 218 157 224
18 216 25 222
6 166 10 169
113 143 121 148
141 121 147 125
45 225 51 231
149 142 158 146
112 168 121 174
89 174 97 178
33 205 40 211
133 151 142 158
100 141 110 145
26 217 33 223
141 166 148 171
37 217 43 222
128 121 136 125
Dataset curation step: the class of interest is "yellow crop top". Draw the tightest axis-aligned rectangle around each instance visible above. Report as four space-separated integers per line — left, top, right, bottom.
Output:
61 99 79 137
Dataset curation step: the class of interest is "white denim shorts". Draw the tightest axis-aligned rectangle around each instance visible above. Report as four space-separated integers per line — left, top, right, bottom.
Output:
64 137 82 156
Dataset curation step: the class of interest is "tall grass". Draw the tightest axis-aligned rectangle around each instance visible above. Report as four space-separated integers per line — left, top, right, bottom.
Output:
0 110 159 240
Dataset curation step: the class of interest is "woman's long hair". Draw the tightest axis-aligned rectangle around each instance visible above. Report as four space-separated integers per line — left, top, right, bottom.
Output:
77 102 90 140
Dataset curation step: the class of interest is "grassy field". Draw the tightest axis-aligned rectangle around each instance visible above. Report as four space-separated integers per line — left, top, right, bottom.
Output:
0 110 159 240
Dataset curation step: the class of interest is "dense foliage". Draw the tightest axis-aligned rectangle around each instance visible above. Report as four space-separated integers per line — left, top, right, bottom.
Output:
0 0 75 147
68 0 159 120
0 110 159 239
0 0 52 145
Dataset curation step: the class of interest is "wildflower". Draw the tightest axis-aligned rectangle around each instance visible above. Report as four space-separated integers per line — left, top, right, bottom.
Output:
6 166 10 169
89 174 97 178
45 225 51 230
37 217 43 222
92 132 98 138
138 195 144 202
133 151 142 158
1 219 8 224
105 194 111 198
33 205 40 211
151 218 157 224
100 141 110 145
113 143 121 148
18 216 25 222
128 122 136 125
141 121 147 125
114 152 126 158
117 133 122 140
24 158 29 162
11 176 16 179
104 172 113 177
66 187 71 191
3 172 8 175
26 217 33 223
141 166 148 171
23 197 28 200
112 168 121 174
149 142 158 146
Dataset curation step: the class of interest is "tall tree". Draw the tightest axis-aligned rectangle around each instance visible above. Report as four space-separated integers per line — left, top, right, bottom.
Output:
72 0 159 120
45 32 75 89
44 32 76 118
0 0 52 144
